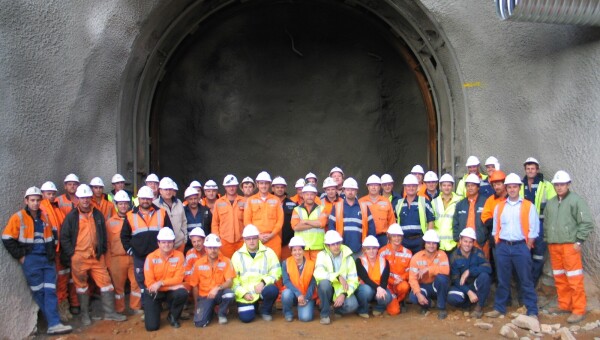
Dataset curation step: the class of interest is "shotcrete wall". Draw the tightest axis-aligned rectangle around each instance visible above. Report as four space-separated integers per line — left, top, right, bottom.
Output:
0 0 598 337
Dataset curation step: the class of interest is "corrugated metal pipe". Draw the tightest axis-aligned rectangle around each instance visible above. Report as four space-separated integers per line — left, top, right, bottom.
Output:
495 0 600 26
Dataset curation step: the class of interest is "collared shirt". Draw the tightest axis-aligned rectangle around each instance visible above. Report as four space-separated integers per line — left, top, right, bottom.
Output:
492 198 540 241
397 197 435 235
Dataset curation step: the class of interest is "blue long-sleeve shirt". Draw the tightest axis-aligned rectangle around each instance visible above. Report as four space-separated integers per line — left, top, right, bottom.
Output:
281 259 315 300
449 247 492 293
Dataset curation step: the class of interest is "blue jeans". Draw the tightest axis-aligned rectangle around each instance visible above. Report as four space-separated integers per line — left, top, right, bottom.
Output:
22 254 61 327
408 275 449 310
356 284 393 314
237 284 279 323
194 289 234 327
447 272 491 308
317 280 358 317
281 289 315 322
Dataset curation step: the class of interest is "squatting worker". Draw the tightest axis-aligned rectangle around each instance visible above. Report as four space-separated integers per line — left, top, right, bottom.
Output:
378 223 412 315
544 171 596 324
291 184 328 260
355 236 392 318
183 227 206 284
2 187 73 335
60 184 126 325
212 174 246 258
281 236 317 322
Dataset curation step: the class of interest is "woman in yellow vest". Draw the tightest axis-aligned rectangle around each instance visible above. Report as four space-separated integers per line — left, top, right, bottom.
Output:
281 236 316 322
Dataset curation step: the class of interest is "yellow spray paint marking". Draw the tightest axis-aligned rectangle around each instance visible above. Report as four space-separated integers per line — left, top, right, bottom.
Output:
463 82 482 88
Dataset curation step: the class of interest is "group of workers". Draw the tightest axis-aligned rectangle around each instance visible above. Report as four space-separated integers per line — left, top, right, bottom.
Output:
2 155 596 334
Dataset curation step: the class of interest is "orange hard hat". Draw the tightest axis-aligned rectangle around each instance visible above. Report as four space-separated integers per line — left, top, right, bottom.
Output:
489 170 507 183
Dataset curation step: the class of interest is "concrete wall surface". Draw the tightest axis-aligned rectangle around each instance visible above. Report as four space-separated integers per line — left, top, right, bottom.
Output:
0 0 598 337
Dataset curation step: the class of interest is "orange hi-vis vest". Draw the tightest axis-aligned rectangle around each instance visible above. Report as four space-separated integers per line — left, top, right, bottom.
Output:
212 195 245 244
285 256 316 299
40 199 64 251
106 215 127 257
321 196 342 217
3 209 54 246
126 207 165 236
378 244 412 283
334 201 369 242
494 199 532 244
57 194 78 216
358 195 395 234
91 196 114 221
359 254 386 285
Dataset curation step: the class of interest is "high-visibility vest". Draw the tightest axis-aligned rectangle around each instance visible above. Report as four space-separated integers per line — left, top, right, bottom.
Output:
313 245 359 298
126 208 165 236
285 256 316 298
456 173 488 197
293 205 325 250
432 193 462 251
494 199 532 244
359 254 386 285
231 243 281 303
519 179 556 218
2 210 54 245
395 196 427 234
334 201 369 242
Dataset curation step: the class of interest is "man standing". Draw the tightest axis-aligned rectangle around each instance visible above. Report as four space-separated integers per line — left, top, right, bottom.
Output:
381 174 402 214
89 177 114 221
57 173 80 216
456 156 488 198
291 185 327 260
405 165 427 198
60 184 126 325
320 177 342 217
395 174 435 254
358 175 395 246
231 225 281 322
243 171 284 258
423 171 439 201
378 223 412 315
432 174 462 253
272 176 298 260
545 171 596 323
314 230 359 324
184 186 210 252
290 178 305 205
3 187 73 335
108 174 134 205
201 180 219 211
240 177 256 198
447 228 492 318
212 174 246 258
145 173 160 200
329 166 345 198
481 171 507 233
453 174 489 258
154 177 187 253
485 173 539 318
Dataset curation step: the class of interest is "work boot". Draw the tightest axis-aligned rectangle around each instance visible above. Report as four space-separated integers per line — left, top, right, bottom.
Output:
320 316 331 325
547 307 570 315
437 309 448 320
470 305 483 319
58 300 73 322
78 294 91 326
47 323 73 335
70 305 81 315
567 313 585 324
101 292 127 322
484 309 504 318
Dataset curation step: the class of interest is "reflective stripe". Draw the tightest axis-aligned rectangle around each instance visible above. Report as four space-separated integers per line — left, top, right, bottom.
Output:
76 287 89 293
344 226 363 233
238 305 254 312
168 257 179 264
30 283 44 291
44 283 56 289
401 225 422 231
197 265 210 271
152 258 163 264
115 294 124 299
449 290 464 298
345 218 363 224
553 269 566 275
131 292 142 297
100 285 114 292
58 269 71 275
420 288 428 296
532 255 544 261
222 292 235 298
184 270 193 276
566 269 583 277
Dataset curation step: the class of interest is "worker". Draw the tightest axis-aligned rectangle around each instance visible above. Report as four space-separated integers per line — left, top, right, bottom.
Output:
202 180 219 209
240 176 256 198
452 174 489 258
408 230 450 319
57 173 80 216
143 228 188 330
231 224 281 323
281 236 317 322
356 236 392 318
380 174 402 214
477 156 499 199
60 184 126 325
243 171 284 258
320 177 342 217
447 228 492 319
358 175 395 246
395 174 435 254
328 177 376 256
314 230 359 325
145 173 160 199
456 156 489 197
106 190 141 314
544 170 596 324
120 185 172 295
272 176 297 260
431 174 462 254
183 186 210 252
189 180 203 200
520 157 557 286
305 172 318 186
183 227 206 284
189 233 235 327
290 178 305 205
89 177 115 221
291 184 327 260
108 174 135 205
154 177 187 253
378 223 412 315
481 170 508 233
328 166 345 198
485 156 500 177
40 181 73 322
2 187 73 335
423 171 440 201
403 165 427 198
212 174 245 258
485 173 539 319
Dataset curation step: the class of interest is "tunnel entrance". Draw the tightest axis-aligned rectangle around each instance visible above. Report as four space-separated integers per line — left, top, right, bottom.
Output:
149 0 436 186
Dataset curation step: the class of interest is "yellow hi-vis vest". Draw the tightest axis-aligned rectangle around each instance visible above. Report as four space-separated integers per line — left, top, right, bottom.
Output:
519 179 556 219
293 205 325 250
231 242 281 303
432 193 463 251
395 196 427 234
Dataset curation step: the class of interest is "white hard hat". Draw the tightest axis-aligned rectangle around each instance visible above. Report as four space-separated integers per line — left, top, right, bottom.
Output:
64 173 80 183
322 177 337 188
504 173 523 185
242 224 260 238
422 230 440 243
241 177 255 186
439 174 455 183
524 157 540 166
288 236 306 248
204 180 218 190
24 186 42 198
465 174 481 185
465 156 480 167
184 186 199 198
342 177 358 189
485 156 499 169
305 172 317 180
380 174 394 184
137 186 155 199
189 227 206 238
75 184 93 198
272 176 287 186
459 228 477 240
157 228 176 241
551 170 571 184
172 181 179 191
411 165 425 174
89 177 105 187
113 190 130 202
423 171 439 182
204 234 222 247
302 184 318 193
223 174 239 186
190 180 202 188
295 178 306 188
329 166 344 176
145 173 160 183
366 174 381 185
324 230 343 244
387 223 404 235
159 177 175 190
40 181 58 192
362 235 380 248
256 171 272 182
402 174 419 185
111 174 126 183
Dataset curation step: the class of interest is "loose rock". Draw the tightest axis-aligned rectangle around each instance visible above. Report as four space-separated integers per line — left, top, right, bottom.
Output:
541 324 553 334
474 322 493 330
463 312 469 317
456 331 468 337
557 327 576 340
551 324 561 331
512 315 541 333
520 337 531 340
500 324 519 339
568 325 580 332
511 313 521 318
582 322 598 331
